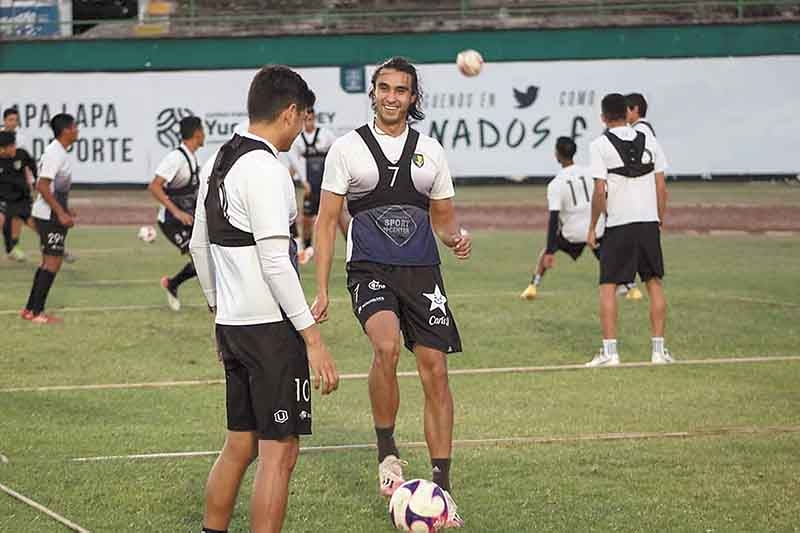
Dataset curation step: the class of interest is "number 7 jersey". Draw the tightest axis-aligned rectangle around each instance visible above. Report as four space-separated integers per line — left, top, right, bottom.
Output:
546 164 605 244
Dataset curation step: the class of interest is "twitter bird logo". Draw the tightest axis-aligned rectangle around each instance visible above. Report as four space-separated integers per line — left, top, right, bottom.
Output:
513 86 539 108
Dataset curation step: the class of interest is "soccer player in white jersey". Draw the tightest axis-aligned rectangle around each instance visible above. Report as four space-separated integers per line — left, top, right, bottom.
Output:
312 57 469 528
287 108 338 264
20 113 79 324
148 116 205 311
586 93 672 367
190 65 339 533
520 137 605 299
626 93 656 137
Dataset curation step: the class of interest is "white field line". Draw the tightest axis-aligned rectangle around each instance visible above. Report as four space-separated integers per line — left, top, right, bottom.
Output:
70 424 800 463
4 355 800 394
0 482 90 533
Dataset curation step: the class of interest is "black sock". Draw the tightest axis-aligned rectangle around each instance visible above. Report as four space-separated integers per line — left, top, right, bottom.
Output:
376 425 399 462
431 458 451 491
169 261 196 291
3 221 12 253
201 528 227 533
303 238 312 249
26 268 56 314
290 222 298 238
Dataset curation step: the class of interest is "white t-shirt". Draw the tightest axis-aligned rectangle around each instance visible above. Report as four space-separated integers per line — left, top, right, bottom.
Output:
32 140 71 220
154 143 200 222
191 132 307 327
288 127 337 183
322 121 455 201
546 164 605 243
589 125 668 228
632 119 656 138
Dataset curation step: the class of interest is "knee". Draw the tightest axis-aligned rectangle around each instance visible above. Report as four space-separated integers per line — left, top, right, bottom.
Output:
222 435 257 466
372 339 401 370
418 357 449 389
260 440 299 474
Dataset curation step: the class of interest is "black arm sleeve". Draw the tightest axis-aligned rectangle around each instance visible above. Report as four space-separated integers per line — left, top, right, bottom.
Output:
545 210 560 254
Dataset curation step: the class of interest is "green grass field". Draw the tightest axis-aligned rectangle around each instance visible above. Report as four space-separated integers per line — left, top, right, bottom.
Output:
1 193 799 531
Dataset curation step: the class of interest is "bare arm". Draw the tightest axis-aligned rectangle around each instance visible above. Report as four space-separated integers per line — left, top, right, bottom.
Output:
655 171 667 225
587 178 606 248
36 177 73 227
148 176 193 225
430 198 471 259
311 190 345 322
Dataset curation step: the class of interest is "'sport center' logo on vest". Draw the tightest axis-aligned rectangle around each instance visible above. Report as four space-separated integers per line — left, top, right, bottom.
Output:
375 206 417 247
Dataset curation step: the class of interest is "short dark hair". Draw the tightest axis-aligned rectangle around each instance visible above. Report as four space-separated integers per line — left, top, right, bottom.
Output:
179 116 203 140
625 93 648 117
601 93 627 122
0 130 15 147
555 136 576 160
247 65 316 123
50 113 75 138
370 56 425 122
3 107 18 120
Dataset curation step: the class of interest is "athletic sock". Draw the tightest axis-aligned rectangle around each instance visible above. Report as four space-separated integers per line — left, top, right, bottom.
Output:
431 458 451 492
602 338 618 358
201 528 227 533
9 237 19 251
533 274 542 286
169 261 196 291
27 268 56 314
376 425 399 462
2 219 11 253
303 238 312 249
652 337 665 354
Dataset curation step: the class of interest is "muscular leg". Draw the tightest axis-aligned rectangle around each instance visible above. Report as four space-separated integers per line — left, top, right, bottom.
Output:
599 283 618 339
250 437 300 533
203 431 257 531
365 311 402 432
414 344 454 490
645 277 666 337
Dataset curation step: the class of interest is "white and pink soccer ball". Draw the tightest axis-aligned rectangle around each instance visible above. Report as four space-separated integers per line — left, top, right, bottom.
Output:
389 479 449 532
456 49 484 77
137 225 157 243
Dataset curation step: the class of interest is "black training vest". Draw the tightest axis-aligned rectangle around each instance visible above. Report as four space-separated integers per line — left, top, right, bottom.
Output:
165 147 200 218
0 153 30 202
347 125 439 266
205 134 299 270
635 120 656 137
604 131 655 178
302 129 327 192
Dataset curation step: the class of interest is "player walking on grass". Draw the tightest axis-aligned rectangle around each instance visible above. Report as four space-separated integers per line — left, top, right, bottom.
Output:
20 113 78 324
190 65 339 533
1 107 36 261
149 116 205 311
0 131 35 262
586 93 673 367
312 56 468 528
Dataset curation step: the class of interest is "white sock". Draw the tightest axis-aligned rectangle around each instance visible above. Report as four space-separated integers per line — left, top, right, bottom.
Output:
602 339 618 357
652 337 665 354
533 274 542 286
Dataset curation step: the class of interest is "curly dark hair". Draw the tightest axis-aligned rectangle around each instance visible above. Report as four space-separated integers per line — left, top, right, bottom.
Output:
369 56 425 122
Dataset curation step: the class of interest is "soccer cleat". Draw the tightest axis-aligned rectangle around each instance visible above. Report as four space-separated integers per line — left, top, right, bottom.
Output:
519 284 537 300
20 309 34 321
625 287 644 300
160 276 181 311
299 246 314 265
652 349 675 364
442 490 464 528
8 246 26 262
585 349 620 367
378 454 407 497
30 313 63 324
63 251 78 264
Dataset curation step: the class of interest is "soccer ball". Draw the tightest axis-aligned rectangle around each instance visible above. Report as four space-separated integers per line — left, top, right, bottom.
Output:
389 479 449 532
137 225 157 243
456 49 484 77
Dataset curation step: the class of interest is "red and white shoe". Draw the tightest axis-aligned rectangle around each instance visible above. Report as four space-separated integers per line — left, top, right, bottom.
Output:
20 309 34 321
160 276 181 311
378 454 407 497
442 490 464 528
30 313 63 324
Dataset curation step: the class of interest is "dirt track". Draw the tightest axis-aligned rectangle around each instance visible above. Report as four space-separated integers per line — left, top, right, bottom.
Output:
74 204 800 233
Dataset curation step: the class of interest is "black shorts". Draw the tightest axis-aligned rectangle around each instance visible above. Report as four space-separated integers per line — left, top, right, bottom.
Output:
0 198 31 221
158 218 192 254
35 218 68 257
347 261 462 354
554 232 601 261
216 321 312 440
599 222 664 285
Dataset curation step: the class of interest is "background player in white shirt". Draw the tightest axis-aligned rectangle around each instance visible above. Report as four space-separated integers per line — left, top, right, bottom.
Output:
312 57 468 528
626 92 656 137
21 113 79 324
148 116 205 311
190 65 338 533
520 137 605 300
586 93 672 367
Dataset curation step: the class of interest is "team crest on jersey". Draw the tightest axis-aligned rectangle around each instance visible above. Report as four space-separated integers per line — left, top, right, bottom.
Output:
13 160 22 171
412 153 425 168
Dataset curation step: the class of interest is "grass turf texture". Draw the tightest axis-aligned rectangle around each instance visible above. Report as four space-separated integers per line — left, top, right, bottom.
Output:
1 220 798 531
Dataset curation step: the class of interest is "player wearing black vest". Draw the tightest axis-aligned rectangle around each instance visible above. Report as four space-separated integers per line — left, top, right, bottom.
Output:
148 116 204 311
0 131 35 261
312 57 468 528
586 93 672 367
190 66 338 533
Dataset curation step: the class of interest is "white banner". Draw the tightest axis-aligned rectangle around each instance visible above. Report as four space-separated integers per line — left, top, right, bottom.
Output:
1 56 798 183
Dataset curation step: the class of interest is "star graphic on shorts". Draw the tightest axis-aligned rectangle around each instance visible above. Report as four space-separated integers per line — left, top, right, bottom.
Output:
423 284 448 315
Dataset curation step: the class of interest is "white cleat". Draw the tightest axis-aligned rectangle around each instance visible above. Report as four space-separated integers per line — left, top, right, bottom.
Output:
442 490 464 528
160 276 181 312
585 350 620 367
378 454 407 497
652 349 675 364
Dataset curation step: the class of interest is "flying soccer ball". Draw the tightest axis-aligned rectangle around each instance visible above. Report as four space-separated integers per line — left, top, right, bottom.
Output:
137 225 157 243
389 479 449 532
456 49 484 77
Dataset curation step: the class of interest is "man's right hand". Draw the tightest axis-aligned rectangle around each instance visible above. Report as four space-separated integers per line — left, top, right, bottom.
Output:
587 228 598 250
174 210 194 226
311 293 329 323
307 341 339 395
57 210 74 228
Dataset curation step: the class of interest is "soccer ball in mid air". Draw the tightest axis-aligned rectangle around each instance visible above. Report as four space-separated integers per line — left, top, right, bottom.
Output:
456 49 484 77
137 225 157 243
389 479 449 531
